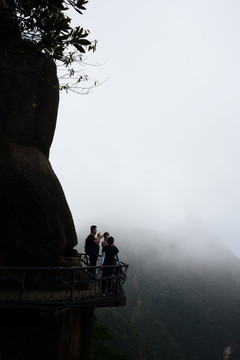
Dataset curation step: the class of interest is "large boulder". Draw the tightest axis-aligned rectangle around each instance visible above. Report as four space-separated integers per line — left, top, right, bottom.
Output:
0 51 78 266
0 51 59 157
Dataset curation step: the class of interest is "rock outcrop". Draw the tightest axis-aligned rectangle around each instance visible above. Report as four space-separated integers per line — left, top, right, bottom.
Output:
0 51 78 266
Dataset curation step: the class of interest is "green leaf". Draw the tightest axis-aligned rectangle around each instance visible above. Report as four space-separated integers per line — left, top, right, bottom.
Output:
74 43 85 53
78 39 91 46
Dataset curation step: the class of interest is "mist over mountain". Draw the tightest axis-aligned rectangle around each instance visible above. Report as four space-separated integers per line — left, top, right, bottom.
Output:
79 219 236 267
88 225 240 360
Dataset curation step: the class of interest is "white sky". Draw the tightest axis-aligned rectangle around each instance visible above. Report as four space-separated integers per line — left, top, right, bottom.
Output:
50 0 240 257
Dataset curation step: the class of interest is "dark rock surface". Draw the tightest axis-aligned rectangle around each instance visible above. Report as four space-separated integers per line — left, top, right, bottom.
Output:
0 51 78 266
0 308 94 360
0 52 58 157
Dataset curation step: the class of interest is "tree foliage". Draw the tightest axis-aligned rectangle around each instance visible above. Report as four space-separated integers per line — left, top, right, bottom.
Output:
0 0 97 92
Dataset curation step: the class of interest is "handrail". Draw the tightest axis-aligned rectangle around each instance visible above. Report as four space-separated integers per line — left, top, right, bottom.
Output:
0 260 129 309
0 265 128 270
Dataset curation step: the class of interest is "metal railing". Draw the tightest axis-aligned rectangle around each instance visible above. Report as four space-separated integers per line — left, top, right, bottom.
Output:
0 254 128 309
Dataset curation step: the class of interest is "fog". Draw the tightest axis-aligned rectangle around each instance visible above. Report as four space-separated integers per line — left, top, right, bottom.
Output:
73 220 235 268
50 0 240 259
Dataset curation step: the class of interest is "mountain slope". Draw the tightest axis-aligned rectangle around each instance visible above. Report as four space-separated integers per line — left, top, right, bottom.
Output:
96 238 240 360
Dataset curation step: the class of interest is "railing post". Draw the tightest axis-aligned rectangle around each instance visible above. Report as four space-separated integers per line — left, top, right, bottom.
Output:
116 265 120 292
19 270 25 303
70 269 76 302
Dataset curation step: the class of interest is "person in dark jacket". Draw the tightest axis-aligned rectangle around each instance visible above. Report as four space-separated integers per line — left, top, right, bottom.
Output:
85 225 103 275
100 236 122 295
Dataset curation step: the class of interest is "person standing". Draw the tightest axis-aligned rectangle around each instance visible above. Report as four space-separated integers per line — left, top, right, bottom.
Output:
100 236 122 295
101 232 109 248
85 225 103 274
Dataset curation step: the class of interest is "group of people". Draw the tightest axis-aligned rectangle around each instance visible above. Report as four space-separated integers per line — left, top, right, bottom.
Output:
85 225 123 295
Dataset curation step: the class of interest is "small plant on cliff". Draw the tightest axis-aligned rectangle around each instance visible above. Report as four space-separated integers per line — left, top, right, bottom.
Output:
0 0 97 93
93 317 129 360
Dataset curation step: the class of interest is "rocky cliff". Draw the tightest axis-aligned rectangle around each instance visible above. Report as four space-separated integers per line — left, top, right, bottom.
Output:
0 51 78 266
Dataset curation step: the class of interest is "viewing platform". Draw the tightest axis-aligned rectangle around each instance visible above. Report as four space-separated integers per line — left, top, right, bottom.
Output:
0 254 129 311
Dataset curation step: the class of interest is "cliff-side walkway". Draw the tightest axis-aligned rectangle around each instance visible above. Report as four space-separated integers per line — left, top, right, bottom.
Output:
0 254 128 310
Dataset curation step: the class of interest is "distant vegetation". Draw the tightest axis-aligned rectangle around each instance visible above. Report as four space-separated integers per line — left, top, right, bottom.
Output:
93 317 129 360
96 235 240 360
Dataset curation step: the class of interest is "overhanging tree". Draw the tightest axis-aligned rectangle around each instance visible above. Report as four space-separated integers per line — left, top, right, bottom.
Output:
0 0 97 92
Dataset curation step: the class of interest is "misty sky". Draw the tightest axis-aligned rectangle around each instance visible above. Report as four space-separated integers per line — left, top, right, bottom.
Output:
50 0 240 257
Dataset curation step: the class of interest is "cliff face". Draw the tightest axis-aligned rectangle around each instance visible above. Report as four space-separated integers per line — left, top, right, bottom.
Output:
0 52 58 157
0 51 78 266
0 307 94 360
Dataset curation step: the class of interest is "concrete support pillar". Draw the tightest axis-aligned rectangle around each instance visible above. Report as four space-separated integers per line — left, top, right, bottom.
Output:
0 307 94 360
